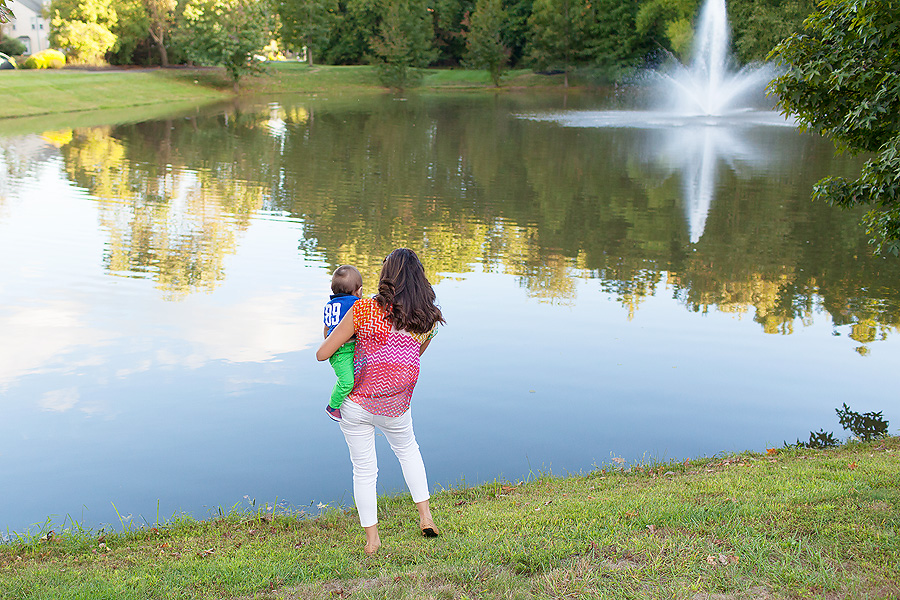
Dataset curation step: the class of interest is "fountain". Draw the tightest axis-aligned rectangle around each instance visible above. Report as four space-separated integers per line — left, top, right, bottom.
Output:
523 0 794 243
658 0 775 118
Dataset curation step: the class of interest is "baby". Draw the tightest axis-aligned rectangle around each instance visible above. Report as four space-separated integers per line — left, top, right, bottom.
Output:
322 265 363 421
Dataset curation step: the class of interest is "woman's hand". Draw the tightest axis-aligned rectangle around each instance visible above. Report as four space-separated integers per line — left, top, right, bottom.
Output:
316 306 355 361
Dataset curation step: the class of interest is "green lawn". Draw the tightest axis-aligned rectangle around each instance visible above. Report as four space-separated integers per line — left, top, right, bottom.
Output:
0 69 230 120
0 64 569 123
2 438 898 599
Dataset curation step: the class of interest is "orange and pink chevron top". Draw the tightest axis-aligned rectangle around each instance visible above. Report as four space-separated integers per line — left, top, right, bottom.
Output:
349 298 437 417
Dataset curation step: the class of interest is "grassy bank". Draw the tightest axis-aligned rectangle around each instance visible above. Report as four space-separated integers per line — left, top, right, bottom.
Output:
0 68 230 120
0 63 569 122
2 438 898 599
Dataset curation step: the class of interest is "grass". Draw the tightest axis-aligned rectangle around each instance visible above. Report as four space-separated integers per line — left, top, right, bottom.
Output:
0 68 230 120
0 63 573 123
2 437 898 599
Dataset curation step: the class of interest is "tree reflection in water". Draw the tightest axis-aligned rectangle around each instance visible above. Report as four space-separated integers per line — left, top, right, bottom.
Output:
6 94 898 349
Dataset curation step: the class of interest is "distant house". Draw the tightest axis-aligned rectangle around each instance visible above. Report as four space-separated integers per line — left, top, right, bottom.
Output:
1 0 51 55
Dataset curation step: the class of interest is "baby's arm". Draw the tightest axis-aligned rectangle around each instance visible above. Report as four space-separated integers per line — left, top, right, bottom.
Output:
316 306 355 361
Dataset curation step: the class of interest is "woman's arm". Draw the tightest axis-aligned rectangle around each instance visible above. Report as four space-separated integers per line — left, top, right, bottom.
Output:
419 338 431 356
316 306 355 361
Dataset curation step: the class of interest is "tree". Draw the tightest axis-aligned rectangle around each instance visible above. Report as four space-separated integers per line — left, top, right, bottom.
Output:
321 0 380 64
278 0 337 65
1 34 27 55
588 0 653 73
431 0 474 66
369 0 436 89
48 0 119 64
0 0 13 24
525 0 590 87
501 0 532 67
144 0 176 66
769 0 900 255
728 0 815 64
107 0 149 65
181 0 273 90
634 0 699 62
465 0 507 86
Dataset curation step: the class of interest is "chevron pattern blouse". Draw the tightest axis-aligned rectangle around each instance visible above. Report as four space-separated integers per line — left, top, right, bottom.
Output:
349 298 438 417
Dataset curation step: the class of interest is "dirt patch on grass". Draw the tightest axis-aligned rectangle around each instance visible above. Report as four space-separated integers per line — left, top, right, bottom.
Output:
691 586 776 600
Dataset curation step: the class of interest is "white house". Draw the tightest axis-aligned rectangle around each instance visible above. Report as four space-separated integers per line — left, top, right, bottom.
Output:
1 0 51 55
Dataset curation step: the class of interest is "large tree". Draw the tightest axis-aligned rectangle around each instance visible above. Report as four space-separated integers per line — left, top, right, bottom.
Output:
48 0 120 64
144 0 176 66
465 0 507 86
369 0 436 89
278 0 337 65
769 0 900 255
181 0 273 90
525 0 590 87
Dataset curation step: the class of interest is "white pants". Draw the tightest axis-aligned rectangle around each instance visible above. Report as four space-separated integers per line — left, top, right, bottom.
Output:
339 399 430 528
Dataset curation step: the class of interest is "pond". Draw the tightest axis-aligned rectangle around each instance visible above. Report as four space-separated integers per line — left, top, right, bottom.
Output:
1 92 898 537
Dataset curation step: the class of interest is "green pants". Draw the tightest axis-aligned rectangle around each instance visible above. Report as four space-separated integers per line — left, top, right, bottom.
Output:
328 341 355 410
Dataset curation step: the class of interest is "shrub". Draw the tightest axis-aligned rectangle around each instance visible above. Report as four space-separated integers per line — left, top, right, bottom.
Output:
22 49 67 69
1 35 27 56
40 49 67 68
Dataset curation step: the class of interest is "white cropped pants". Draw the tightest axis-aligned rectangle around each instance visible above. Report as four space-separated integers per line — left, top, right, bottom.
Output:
339 399 430 527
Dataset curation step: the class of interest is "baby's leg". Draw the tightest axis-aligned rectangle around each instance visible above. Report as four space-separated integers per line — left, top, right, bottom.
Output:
328 344 355 409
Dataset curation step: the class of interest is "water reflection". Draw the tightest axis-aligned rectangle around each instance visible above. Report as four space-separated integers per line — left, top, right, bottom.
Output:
525 109 793 244
3 97 898 341
1 96 899 536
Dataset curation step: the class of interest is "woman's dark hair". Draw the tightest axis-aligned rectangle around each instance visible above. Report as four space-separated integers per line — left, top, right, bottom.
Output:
375 248 445 334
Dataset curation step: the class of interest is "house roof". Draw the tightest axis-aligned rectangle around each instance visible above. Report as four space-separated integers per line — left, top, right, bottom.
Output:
12 0 47 17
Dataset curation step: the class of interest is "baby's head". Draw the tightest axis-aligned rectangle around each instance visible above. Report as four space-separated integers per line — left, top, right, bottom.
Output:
331 265 363 297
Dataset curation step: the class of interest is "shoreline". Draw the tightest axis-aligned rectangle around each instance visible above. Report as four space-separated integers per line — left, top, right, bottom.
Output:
0 64 584 123
2 437 898 599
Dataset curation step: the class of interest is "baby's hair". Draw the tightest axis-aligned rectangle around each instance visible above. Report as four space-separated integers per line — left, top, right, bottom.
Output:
331 265 363 295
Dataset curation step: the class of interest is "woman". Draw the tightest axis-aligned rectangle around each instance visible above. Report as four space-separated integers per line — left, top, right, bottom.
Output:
316 248 445 555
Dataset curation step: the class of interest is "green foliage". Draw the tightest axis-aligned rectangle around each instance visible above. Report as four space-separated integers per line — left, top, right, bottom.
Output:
0 0 13 24
108 0 150 65
587 0 652 71
369 0 436 89
181 0 273 88
1 34 26 56
144 0 178 65
465 0 507 86
728 0 815 64
635 0 698 62
431 0 475 66
501 0 533 67
320 0 378 64
48 0 119 64
769 0 900 255
526 0 591 85
836 403 890 441
278 0 338 64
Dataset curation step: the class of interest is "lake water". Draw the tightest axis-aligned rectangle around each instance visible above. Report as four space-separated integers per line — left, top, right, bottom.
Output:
1 93 898 538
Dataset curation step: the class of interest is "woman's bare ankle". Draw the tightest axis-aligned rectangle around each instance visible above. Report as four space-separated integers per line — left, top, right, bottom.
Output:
364 524 381 554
